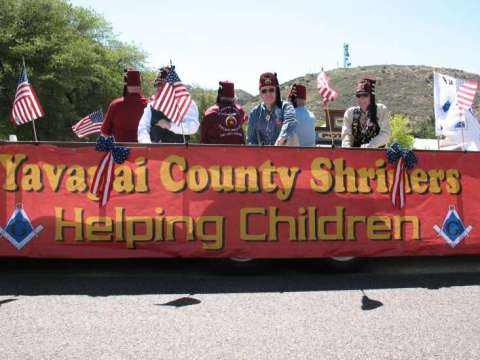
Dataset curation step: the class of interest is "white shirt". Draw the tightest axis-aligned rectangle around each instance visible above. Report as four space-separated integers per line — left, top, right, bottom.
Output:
137 101 200 144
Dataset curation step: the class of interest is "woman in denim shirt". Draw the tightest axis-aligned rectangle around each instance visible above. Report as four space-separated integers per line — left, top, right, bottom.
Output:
247 72 297 146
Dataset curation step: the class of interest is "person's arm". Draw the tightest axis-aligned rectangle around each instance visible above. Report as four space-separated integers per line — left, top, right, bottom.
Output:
363 105 391 148
341 108 354 148
239 107 247 125
247 109 258 145
101 101 115 136
275 102 297 145
169 101 200 135
137 106 153 144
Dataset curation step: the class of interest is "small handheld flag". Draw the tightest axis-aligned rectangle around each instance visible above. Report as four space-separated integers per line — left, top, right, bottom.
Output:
317 70 338 147
456 80 478 118
11 62 45 126
151 66 192 125
72 110 104 138
317 71 337 106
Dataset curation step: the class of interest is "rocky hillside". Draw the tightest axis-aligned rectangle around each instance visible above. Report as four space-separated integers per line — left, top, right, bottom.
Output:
236 89 255 105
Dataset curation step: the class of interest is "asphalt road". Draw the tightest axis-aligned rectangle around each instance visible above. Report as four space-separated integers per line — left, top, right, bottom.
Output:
1 257 480 360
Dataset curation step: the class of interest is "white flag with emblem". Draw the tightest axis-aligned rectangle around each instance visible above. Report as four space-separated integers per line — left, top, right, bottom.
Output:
434 72 480 149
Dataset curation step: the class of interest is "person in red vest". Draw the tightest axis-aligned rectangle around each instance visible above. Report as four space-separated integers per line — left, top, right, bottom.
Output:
201 81 246 144
101 69 148 142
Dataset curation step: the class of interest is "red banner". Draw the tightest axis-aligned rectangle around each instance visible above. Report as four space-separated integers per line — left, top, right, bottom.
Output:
0 143 479 258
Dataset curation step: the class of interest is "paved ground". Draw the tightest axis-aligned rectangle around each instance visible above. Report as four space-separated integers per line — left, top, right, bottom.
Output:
1 257 480 360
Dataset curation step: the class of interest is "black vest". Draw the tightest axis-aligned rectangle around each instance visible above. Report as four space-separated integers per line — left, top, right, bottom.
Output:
150 107 189 143
351 107 380 148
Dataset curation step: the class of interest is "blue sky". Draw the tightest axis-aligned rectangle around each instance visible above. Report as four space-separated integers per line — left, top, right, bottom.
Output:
70 0 480 94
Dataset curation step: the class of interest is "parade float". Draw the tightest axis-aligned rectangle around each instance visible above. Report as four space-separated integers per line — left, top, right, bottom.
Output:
2 62 478 260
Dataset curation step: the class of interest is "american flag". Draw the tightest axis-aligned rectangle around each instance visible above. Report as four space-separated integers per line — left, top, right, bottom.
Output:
11 63 45 125
151 67 192 125
456 80 478 117
72 110 104 138
317 71 337 105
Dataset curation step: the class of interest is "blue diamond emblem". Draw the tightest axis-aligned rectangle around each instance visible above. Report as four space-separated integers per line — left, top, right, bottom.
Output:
434 206 472 248
0 204 43 250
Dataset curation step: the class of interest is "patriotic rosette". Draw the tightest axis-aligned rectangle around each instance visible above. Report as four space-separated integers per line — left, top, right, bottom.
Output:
387 143 417 209
90 136 130 207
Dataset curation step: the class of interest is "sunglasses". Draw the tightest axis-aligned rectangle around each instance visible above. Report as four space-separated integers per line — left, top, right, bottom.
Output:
261 88 276 94
356 94 370 99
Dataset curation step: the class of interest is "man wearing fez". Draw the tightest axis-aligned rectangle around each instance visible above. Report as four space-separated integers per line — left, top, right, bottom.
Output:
247 72 298 146
288 83 317 147
137 67 199 144
342 78 391 148
201 81 246 144
101 69 148 142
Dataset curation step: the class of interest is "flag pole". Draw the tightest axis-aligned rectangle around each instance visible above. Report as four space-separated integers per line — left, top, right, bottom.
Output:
22 58 39 142
31 119 39 142
461 126 465 151
181 123 188 146
325 102 335 147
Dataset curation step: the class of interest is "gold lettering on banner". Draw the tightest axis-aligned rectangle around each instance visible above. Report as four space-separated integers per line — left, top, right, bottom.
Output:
0 152 463 197
54 207 225 251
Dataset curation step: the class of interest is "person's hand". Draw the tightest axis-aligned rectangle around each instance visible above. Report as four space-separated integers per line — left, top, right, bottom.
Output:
275 137 287 146
155 119 171 129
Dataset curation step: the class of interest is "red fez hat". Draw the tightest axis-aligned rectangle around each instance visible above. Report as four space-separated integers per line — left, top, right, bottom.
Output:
259 72 279 89
124 69 141 87
218 81 235 98
356 78 376 96
289 84 307 100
